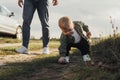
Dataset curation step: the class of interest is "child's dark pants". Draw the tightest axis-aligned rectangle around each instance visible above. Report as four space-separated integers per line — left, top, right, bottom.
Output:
66 37 90 56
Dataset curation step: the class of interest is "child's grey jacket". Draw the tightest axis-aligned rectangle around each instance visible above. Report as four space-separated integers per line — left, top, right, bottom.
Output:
58 21 90 57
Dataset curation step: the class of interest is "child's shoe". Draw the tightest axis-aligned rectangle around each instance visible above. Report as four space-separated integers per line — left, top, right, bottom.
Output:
42 47 50 54
83 54 94 66
65 56 70 63
16 46 28 54
83 54 91 61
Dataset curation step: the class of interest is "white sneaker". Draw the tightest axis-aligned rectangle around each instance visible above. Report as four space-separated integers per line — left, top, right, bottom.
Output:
83 54 91 61
16 46 28 54
65 56 70 63
42 47 50 54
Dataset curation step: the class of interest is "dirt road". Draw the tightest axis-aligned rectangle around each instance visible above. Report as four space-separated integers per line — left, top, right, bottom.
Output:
0 43 58 66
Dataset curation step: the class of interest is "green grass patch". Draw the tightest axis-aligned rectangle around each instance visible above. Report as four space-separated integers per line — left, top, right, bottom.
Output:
0 52 59 80
0 36 120 80
0 37 22 44
0 47 16 55
0 50 119 80
0 40 60 55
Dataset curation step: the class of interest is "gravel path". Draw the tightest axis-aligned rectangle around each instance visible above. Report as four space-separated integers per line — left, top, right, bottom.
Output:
0 43 58 66
0 49 58 66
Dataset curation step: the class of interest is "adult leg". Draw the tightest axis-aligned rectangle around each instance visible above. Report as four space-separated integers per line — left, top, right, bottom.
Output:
37 0 49 47
22 0 36 48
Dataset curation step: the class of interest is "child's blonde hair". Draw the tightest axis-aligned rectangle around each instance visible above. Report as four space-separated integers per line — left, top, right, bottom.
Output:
58 16 73 30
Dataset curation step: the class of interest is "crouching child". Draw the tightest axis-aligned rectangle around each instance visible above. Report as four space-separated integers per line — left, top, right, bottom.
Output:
58 16 94 66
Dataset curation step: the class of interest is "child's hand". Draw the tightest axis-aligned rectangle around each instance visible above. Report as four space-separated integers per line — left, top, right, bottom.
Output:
58 57 66 63
86 32 91 39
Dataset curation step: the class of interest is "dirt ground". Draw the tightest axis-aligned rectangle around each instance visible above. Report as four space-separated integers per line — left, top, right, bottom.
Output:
0 48 77 80
0 48 58 66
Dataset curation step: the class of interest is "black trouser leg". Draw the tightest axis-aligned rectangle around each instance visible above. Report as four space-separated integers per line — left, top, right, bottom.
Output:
77 37 90 56
66 37 90 56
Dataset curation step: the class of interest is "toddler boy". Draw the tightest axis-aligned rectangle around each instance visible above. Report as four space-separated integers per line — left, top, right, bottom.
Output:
58 16 94 66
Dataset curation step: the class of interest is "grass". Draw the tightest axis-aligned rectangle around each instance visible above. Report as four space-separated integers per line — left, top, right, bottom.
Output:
0 39 60 55
0 36 120 80
0 37 22 44
92 35 120 64
0 37 59 44
0 53 59 80
0 50 119 80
